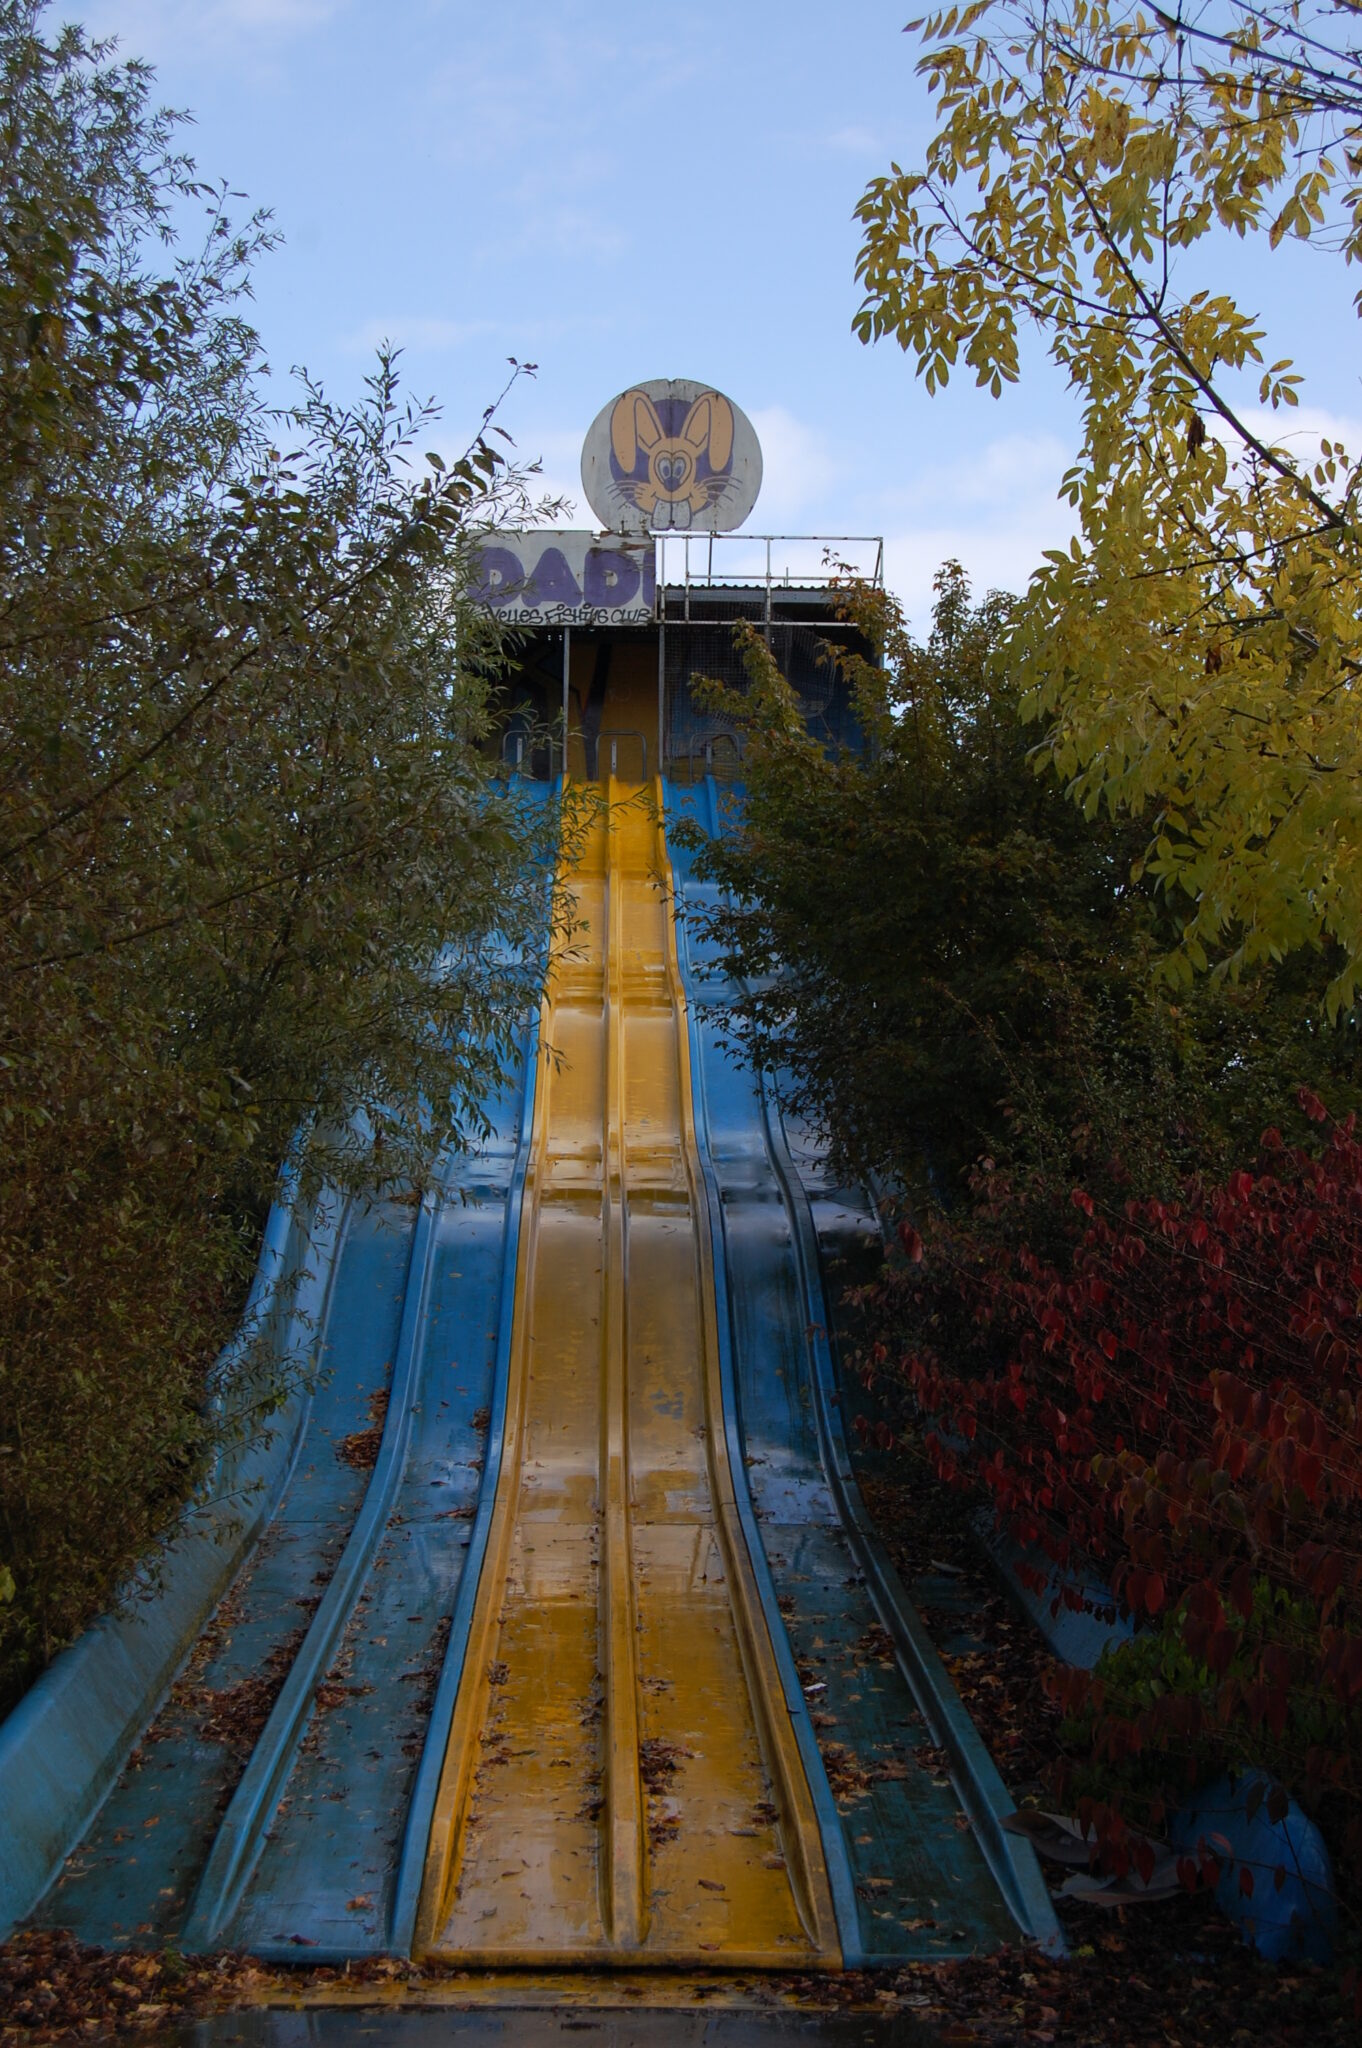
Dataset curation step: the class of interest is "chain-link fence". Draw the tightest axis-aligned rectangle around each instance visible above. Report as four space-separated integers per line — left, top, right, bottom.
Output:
662 617 863 780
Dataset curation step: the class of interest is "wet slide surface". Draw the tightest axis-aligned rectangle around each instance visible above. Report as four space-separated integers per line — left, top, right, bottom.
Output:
414 784 837 1968
664 776 1051 1962
37 1029 537 1962
28 773 1048 1974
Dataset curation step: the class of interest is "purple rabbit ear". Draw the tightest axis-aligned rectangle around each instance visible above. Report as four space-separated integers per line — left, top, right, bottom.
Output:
611 389 665 474
680 392 734 471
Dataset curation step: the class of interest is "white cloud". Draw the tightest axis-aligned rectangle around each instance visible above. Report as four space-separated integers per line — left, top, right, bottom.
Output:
873 429 1077 629
343 316 498 356
882 521 1072 633
876 405 1362 630
824 124 881 155
77 0 338 52
877 429 1071 517
1211 401 1362 462
747 406 847 530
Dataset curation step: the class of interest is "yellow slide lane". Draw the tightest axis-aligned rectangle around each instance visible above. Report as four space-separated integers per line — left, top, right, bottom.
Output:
414 781 839 1968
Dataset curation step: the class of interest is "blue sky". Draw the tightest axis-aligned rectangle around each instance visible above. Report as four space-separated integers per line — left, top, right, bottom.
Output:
72 0 1362 630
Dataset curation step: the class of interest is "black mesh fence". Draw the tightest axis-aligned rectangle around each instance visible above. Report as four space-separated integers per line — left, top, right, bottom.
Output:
662 618 863 779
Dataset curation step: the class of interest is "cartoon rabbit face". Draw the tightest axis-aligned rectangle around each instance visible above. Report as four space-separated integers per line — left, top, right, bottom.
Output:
581 378 762 536
609 388 736 530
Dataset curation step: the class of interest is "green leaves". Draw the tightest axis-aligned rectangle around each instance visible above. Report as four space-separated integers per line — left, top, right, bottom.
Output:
857 2 1362 1013
0 1 559 1709
689 564 1194 1200
695 558 1361 1249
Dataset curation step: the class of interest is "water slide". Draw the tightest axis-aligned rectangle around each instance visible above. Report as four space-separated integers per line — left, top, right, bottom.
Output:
32 1020 538 1963
411 784 836 1966
664 776 1059 1963
12 776 1054 1971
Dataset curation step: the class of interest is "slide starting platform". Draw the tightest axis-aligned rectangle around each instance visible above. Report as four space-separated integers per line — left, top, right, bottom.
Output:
8 778 1055 1975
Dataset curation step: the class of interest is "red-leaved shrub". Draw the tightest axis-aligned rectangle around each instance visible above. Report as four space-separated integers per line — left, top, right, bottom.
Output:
867 1087 1362 1885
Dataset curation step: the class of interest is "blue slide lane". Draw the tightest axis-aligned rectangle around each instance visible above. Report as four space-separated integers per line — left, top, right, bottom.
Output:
387 1008 539 1958
34 1029 537 1960
36 1195 421 1950
664 776 1060 1962
0 1184 344 1943
216 1021 540 1961
29 788 553 1960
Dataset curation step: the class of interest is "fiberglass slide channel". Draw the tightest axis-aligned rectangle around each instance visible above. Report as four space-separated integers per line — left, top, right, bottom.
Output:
34 873 547 1962
411 778 840 1969
663 773 1061 1962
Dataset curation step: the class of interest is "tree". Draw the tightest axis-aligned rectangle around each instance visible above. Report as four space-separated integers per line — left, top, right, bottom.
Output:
855 2 1362 1014
693 568 1176 1198
690 565 1361 1212
0 4 557 1704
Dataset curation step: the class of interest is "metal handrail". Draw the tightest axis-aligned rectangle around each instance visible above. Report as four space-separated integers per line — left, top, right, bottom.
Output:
685 730 745 783
655 533 884 620
594 729 647 779
500 728 529 770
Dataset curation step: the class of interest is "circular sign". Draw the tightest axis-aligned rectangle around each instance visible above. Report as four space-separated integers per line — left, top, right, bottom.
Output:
581 378 762 535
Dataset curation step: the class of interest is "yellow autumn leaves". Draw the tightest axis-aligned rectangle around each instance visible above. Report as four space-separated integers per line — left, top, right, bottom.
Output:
857 2 1362 1013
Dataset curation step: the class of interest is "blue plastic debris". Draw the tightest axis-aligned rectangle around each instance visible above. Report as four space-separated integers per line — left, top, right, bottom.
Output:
974 1519 1134 1672
1171 1771 1337 1966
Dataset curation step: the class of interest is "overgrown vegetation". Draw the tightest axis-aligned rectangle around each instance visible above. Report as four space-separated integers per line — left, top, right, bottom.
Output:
0 5 557 1710
689 566 1357 1205
878 1093 1362 1888
857 0 1362 1015
690 565 1362 1928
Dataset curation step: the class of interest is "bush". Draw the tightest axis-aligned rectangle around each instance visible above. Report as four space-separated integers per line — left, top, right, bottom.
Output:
867 1089 1362 1886
0 6 557 1709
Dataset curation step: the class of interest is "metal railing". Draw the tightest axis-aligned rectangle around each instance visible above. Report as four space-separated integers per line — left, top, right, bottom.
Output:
655 532 884 625
595 729 648 779
550 727 650 781
683 731 745 782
